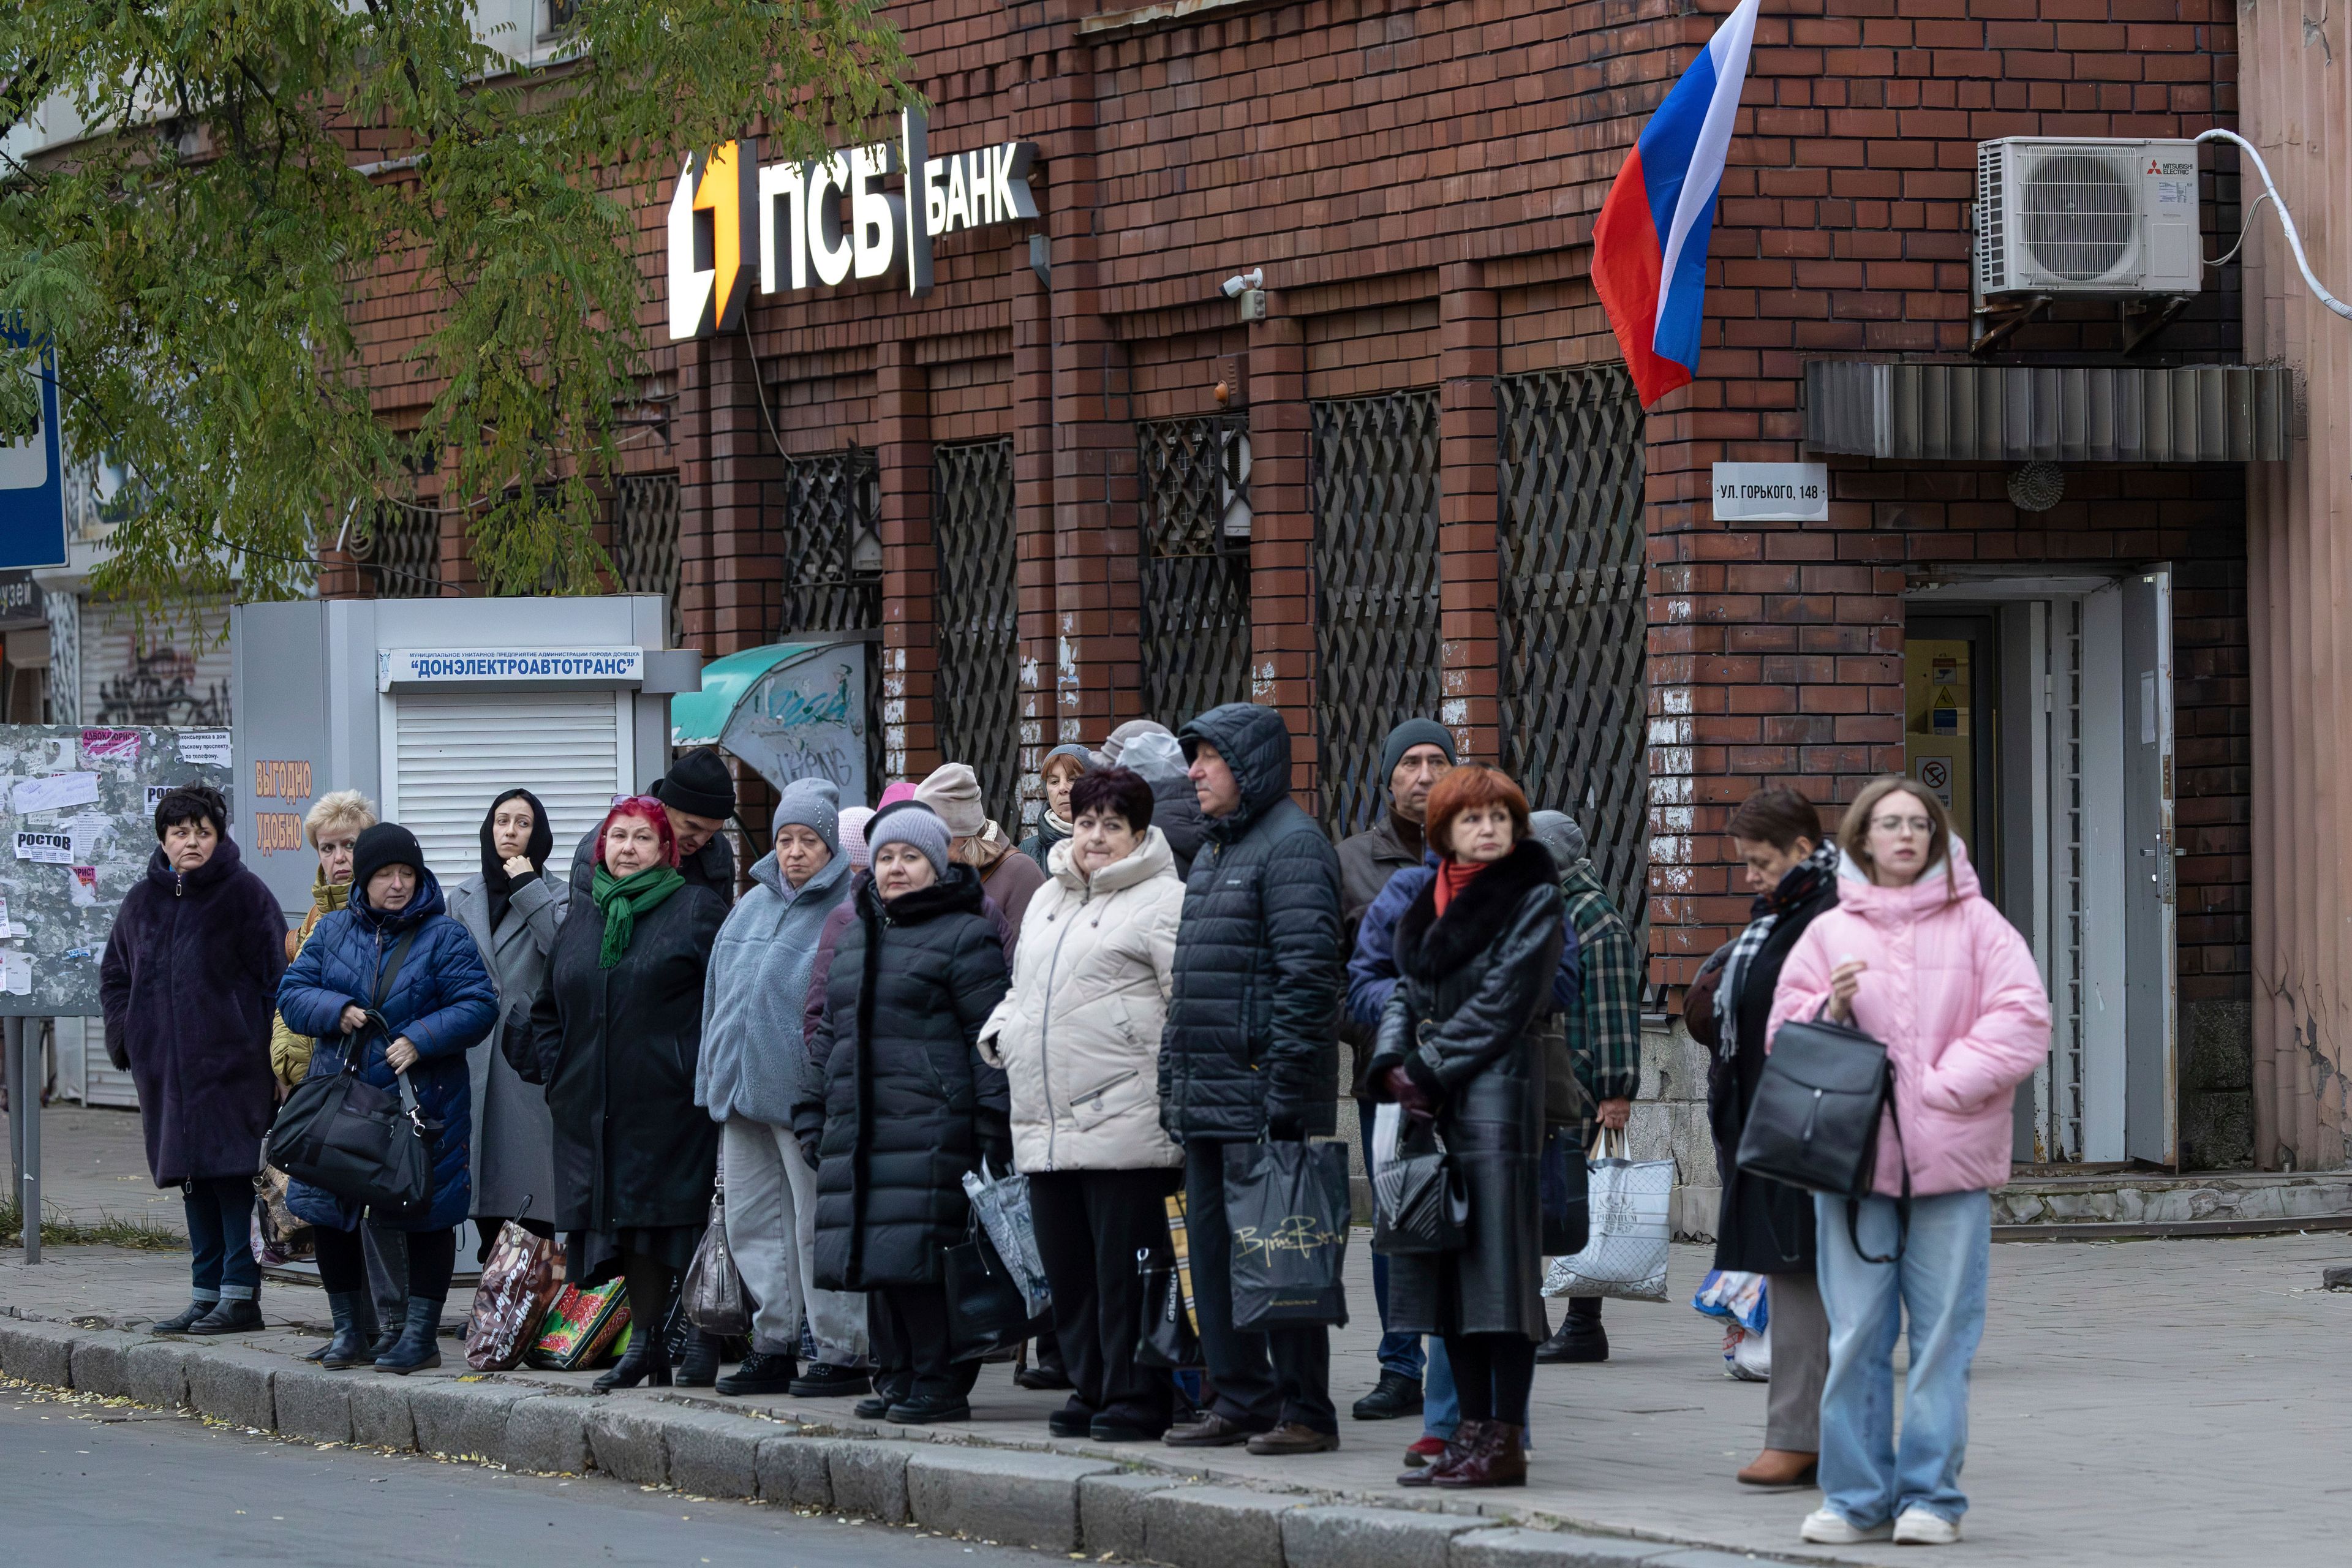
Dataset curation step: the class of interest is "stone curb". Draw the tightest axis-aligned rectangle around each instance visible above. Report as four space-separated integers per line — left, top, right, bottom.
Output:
0 1316 1803 1568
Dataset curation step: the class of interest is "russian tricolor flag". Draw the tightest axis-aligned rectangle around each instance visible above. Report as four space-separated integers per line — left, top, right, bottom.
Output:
1592 0 1762 408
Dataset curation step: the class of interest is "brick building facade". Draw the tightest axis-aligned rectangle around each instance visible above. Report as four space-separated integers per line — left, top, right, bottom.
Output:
344 0 2271 1169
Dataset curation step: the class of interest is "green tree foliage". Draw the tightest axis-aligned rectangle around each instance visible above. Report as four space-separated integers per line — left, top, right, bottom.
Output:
0 1 910 604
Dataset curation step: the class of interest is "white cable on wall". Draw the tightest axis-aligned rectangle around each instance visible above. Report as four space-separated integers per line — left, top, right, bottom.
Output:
2198 127 2352 322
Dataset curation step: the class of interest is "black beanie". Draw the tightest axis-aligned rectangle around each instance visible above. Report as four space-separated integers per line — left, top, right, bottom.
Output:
351 823 424 894
654 747 736 821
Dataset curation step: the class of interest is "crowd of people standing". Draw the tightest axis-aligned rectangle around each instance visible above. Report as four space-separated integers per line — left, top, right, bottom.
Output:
98 701 2047 1540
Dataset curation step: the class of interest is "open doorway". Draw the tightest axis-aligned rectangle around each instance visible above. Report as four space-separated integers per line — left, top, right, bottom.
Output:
1904 570 2177 1169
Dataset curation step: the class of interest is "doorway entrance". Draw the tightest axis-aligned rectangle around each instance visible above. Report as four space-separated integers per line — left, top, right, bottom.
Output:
1902 569 2177 1168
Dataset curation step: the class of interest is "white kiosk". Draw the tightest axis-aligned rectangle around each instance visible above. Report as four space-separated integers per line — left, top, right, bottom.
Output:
230 597 702 917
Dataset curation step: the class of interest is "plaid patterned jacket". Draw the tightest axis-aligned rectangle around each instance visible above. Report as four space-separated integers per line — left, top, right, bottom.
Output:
1559 858 1642 1104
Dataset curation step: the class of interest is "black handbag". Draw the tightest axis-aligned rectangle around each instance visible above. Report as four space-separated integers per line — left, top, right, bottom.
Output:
1733 1008 1910 1262
943 1217 1042 1363
1371 1117 1469 1256
1134 1250 1200 1370
264 931 438 1220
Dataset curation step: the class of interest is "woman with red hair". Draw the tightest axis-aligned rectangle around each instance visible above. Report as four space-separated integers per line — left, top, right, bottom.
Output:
1362 765 1564 1488
511 796 728 1389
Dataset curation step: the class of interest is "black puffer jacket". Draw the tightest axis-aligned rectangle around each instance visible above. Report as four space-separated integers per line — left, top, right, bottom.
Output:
511 883 728 1235
1160 703 1344 1142
1365 838 1564 1338
793 865 1011 1291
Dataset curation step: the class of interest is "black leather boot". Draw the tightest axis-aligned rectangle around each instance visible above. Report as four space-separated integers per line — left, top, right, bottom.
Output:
1534 1298 1608 1364
372 1298 444 1375
321 1292 379 1370
151 1300 214 1335
186 1298 264 1336
674 1331 722 1388
594 1326 672 1392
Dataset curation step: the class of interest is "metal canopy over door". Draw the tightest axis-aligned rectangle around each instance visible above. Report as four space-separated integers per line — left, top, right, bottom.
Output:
384 689 630 889
2119 567 2177 1165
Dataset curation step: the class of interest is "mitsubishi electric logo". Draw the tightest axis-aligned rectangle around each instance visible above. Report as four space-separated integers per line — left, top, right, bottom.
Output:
666 111 1038 339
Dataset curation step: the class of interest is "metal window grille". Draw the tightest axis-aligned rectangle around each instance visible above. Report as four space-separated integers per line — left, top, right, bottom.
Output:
782 448 881 638
1311 390 1442 838
782 447 884 794
611 473 683 647
1137 413 1253 727
932 438 1019 825
352 502 443 598
1496 366 1649 962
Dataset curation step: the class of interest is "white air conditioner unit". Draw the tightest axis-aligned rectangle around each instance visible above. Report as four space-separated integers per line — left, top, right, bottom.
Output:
1977 137 2202 298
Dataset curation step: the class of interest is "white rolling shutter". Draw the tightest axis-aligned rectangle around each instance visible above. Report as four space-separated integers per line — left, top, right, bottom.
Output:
389 691 626 888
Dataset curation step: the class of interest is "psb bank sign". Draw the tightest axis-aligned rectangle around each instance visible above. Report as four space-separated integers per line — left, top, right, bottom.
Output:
666 111 1037 339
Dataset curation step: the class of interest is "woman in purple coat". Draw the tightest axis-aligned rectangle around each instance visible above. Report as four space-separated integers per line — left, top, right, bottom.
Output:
100 785 288 1336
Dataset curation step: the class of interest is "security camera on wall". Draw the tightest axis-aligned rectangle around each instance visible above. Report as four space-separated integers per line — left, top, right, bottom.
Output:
1218 268 1264 300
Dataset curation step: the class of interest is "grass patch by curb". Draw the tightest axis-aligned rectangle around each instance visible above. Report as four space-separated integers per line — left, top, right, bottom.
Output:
0 1196 183 1251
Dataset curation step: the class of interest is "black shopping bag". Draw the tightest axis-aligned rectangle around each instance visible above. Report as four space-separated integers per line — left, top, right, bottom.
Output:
944 1218 1043 1362
1539 1123 1589 1257
1134 1251 1200 1370
1221 1140 1349 1331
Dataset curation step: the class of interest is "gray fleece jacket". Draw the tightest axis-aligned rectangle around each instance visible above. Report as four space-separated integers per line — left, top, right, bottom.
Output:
696 841 854 1126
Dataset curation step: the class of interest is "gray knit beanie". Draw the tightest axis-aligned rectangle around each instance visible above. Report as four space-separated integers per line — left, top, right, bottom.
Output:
772 777 842 857
1380 718 1458 783
866 802 951 879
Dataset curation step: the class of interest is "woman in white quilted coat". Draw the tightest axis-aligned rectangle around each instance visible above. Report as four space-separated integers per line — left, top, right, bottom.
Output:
980 766 1184 1442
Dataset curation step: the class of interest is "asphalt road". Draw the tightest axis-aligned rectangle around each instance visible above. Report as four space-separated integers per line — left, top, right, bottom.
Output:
0 1387 1054 1568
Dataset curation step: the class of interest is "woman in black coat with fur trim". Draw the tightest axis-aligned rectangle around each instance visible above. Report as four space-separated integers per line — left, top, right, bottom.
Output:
1364 765 1564 1491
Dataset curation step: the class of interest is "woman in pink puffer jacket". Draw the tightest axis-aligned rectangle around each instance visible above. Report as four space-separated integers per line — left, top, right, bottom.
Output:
1766 777 2049 1550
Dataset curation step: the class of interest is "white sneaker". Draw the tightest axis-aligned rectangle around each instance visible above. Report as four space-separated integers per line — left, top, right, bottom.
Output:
1802 1507 1894 1544
1893 1507 1962 1545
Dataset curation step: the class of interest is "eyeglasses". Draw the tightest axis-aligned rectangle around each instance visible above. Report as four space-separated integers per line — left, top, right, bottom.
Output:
1871 815 1934 836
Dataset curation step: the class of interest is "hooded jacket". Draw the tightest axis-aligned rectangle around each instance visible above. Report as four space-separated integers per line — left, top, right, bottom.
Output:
979 827 1185 1173
100 837 290 1186
698 837 853 1126
1118 729 1208 880
793 864 1012 1289
276 866 500 1231
1768 840 2050 1198
1159 703 1344 1141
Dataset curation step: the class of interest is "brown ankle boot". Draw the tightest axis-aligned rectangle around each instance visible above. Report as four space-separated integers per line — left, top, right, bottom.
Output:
1736 1448 1819 1487
1433 1419 1528 1488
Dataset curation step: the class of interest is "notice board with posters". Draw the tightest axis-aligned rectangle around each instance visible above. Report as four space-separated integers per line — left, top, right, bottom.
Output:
0 724 233 1016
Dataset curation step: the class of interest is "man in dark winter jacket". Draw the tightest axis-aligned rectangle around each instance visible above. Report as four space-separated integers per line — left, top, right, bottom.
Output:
100 785 288 1336
568 747 736 904
1333 717 1455 1422
1160 703 1344 1456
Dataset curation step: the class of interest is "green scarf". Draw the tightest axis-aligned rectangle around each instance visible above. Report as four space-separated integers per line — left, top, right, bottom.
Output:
591 862 686 968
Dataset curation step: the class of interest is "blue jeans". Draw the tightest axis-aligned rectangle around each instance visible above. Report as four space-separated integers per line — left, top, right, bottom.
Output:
1360 1100 1427 1383
1814 1189 1991 1528
183 1175 260 1302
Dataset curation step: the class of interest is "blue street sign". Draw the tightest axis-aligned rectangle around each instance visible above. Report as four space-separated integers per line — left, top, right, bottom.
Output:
0 325 69 571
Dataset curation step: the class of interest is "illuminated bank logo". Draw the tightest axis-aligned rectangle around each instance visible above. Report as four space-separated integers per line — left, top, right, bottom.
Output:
665 112 1037 339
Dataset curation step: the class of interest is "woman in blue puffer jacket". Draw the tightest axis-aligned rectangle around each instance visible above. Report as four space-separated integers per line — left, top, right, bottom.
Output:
277 823 498 1373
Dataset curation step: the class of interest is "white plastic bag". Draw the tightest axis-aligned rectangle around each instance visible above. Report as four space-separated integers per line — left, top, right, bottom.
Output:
1725 1320 1772 1381
1371 1102 1403 1182
1542 1129 1672 1302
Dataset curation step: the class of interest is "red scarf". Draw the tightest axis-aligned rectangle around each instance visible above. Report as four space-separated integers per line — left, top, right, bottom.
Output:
1432 856 1486 916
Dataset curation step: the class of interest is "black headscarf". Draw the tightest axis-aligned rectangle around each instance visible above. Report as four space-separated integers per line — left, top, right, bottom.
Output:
481 787 554 932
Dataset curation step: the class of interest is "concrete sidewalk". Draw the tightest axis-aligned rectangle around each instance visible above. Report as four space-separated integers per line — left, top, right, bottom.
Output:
5 1216 2350 1567
9 1109 2351 1564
